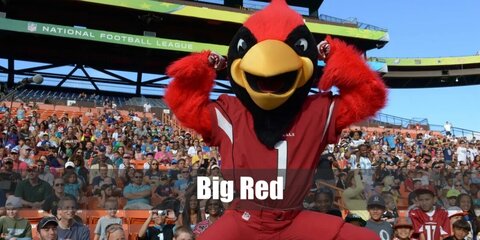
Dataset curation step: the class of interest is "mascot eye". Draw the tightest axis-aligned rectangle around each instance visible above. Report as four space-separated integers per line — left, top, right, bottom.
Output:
294 38 308 52
237 38 248 55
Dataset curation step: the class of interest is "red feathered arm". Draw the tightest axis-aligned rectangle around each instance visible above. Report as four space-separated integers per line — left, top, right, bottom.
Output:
319 36 387 133
165 51 216 141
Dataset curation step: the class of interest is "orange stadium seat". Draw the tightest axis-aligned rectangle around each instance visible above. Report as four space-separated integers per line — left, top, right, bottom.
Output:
126 210 151 240
131 160 146 170
125 210 150 224
18 209 44 224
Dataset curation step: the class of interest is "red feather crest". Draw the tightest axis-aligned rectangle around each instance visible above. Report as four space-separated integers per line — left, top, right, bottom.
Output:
243 0 304 42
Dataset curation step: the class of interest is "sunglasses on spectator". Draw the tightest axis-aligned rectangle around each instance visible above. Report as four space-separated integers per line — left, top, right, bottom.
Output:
182 171 189 173
55 183 65 187
134 175 143 179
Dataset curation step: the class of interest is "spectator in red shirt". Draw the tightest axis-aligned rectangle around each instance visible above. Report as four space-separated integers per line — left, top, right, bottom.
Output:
409 189 450 240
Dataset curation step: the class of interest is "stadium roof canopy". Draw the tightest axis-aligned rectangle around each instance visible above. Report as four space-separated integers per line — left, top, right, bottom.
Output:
371 56 480 88
1 0 390 97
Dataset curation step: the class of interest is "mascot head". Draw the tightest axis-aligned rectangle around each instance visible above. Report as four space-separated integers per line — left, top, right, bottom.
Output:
227 0 319 148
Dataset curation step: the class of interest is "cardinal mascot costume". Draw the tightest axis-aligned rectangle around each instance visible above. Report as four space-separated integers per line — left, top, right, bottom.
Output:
165 0 387 239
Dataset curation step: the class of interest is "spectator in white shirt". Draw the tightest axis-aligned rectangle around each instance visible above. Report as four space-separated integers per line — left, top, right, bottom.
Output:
444 121 452 136
143 102 152 113
456 141 468 166
348 144 372 170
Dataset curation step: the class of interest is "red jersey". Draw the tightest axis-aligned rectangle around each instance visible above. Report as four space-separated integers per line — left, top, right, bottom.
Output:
208 94 338 208
409 207 451 240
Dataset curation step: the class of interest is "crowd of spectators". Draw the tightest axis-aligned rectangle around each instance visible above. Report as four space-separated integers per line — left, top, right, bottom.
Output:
308 126 480 239
0 101 479 240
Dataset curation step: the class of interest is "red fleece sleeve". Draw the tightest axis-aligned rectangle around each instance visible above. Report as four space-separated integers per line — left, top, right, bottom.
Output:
318 36 387 132
165 51 216 141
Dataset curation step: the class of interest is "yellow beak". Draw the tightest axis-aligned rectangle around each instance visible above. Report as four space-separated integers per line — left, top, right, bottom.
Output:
231 40 313 110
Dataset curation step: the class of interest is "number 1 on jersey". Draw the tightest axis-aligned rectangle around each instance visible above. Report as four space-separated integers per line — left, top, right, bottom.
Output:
275 140 287 189
424 225 436 240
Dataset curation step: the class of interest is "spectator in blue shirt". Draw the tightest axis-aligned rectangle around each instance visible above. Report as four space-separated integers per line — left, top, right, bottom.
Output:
123 171 152 210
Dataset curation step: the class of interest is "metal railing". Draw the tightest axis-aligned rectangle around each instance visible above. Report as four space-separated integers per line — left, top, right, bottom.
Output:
429 124 480 139
369 113 480 140
238 1 388 32
318 15 387 32
371 113 429 129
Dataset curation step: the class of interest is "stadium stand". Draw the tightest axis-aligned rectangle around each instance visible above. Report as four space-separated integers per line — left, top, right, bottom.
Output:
1 98 479 239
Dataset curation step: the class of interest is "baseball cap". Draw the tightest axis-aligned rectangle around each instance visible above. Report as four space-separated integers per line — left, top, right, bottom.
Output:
447 189 461 199
10 147 19 154
123 153 132 159
171 159 178 164
394 217 413 229
448 206 467 218
5 196 22 209
344 213 366 227
65 161 75 169
211 164 220 170
98 146 106 152
367 195 386 209
37 217 58 232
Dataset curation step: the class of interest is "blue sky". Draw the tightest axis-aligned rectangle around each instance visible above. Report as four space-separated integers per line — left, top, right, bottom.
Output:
319 0 480 132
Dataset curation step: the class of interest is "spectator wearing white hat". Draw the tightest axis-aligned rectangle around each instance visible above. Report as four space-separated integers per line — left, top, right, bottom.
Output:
448 206 467 227
0 196 32 239
10 147 28 179
19 145 34 166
